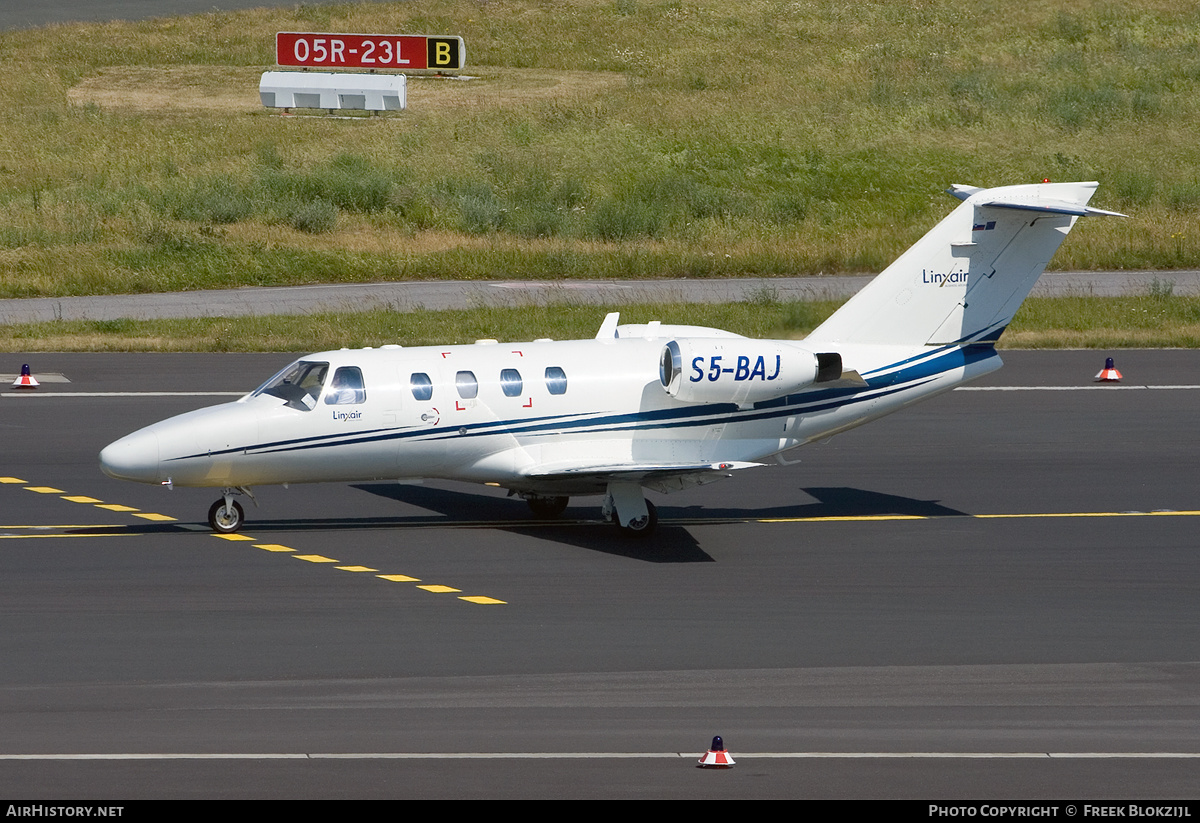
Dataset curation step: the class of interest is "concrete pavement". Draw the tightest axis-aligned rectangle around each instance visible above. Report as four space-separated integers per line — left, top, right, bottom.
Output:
2 271 1197 324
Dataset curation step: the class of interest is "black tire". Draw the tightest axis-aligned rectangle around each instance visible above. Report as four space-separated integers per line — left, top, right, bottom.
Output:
527 495 569 519
616 499 657 538
208 499 245 534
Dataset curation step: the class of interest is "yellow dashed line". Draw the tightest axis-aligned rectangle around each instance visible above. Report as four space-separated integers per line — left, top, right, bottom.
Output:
5 477 507 603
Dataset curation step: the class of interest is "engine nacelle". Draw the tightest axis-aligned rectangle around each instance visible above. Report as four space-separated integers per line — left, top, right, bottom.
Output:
660 339 842 407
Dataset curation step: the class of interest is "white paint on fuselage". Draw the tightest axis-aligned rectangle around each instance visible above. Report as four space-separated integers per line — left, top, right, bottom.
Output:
100 332 1003 497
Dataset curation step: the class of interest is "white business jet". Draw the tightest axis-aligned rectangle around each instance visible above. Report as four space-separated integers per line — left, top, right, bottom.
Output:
100 181 1122 535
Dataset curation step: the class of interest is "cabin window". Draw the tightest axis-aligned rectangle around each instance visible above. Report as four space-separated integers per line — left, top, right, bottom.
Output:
456 370 479 399
253 360 329 411
410 372 433 401
325 366 366 405
545 366 567 395
500 368 523 398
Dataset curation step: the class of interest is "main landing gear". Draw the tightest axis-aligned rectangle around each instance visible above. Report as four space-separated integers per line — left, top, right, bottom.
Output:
521 483 659 536
207 487 254 534
603 482 658 538
612 499 657 537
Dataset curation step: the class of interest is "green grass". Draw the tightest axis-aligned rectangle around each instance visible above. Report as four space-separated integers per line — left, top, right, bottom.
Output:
7 294 1200 352
0 1 1199 298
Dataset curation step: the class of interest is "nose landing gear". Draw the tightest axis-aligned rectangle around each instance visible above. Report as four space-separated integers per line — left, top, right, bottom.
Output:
208 498 244 534
207 487 255 534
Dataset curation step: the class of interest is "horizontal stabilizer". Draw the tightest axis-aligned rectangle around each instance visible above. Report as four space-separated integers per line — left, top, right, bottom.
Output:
948 183 1127 217
973 196 1126 219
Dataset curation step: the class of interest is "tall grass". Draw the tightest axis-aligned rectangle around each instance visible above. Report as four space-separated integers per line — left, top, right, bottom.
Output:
0 1 1199 298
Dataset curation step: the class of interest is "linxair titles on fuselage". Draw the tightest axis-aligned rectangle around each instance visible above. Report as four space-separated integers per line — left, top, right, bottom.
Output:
100 181 1123 536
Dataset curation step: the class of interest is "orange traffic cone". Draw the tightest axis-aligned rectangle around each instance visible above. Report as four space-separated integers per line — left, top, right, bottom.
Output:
697 735 735 768
1095 357 1122 383
11 364 38 389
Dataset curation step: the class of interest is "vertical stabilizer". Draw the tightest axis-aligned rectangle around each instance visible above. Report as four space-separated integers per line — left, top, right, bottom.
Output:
804 182 1122 347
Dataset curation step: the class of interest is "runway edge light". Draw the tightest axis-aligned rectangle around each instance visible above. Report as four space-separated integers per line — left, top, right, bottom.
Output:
1095 356 1123 382
697 735 735 769
11 364 38 389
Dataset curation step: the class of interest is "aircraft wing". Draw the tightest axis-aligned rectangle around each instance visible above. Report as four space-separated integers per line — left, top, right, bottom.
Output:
520 460 764 494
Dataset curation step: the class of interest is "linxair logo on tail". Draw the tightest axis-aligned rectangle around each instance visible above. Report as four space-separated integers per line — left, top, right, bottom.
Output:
922 269 970 285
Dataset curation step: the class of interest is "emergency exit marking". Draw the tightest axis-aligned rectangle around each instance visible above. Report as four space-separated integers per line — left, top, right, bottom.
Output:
276 33 464 71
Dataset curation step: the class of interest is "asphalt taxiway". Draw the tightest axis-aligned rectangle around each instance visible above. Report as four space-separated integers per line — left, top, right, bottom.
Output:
2 349 1200 798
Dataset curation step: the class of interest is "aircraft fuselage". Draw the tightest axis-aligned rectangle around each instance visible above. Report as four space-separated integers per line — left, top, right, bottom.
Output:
100 332 1000 496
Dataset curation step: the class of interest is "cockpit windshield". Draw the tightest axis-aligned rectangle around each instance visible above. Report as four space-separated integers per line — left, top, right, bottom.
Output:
252 360 329 411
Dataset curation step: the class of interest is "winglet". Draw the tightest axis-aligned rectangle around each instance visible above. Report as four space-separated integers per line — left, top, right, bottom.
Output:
596 312 620 339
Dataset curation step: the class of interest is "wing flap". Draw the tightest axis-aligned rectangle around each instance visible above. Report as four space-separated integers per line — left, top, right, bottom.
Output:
519 460 763 495
526 459 762 479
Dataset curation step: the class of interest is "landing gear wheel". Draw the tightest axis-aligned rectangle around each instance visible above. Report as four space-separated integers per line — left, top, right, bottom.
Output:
615 500 658 538
208 499 245 534
527 495 569 519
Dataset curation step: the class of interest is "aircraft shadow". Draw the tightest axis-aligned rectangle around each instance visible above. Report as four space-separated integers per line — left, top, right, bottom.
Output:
350 483 711 563
667 486 970 521
193 483 968 564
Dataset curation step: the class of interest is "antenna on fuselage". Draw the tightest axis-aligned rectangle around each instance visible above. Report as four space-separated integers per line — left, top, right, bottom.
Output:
595 312 620 339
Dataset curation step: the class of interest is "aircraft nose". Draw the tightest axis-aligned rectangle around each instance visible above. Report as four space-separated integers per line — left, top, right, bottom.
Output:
99 428 161 483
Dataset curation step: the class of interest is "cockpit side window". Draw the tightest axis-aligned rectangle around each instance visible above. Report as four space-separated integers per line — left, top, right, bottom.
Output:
324 366 366 405
253 360 329 411
410 372 433 401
